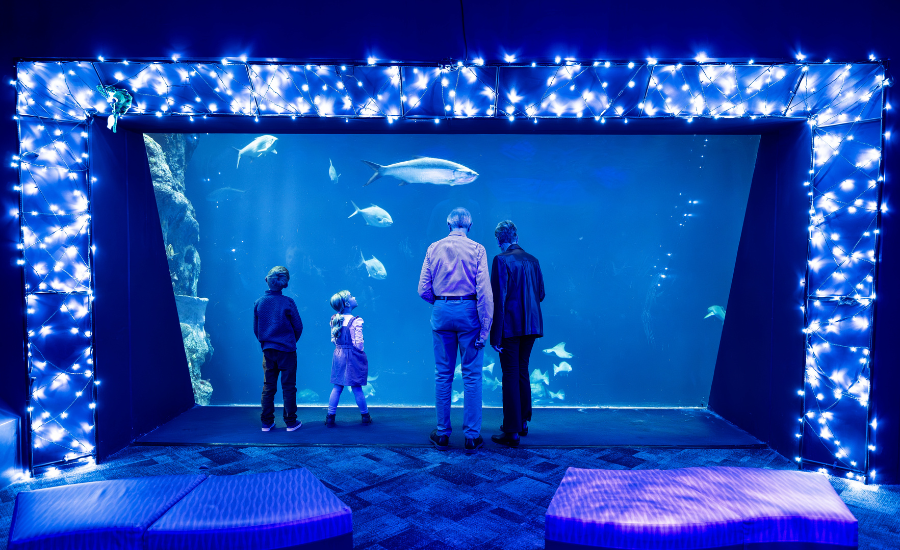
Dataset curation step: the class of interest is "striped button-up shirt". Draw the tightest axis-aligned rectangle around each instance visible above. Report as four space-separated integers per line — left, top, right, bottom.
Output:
418 229 494 340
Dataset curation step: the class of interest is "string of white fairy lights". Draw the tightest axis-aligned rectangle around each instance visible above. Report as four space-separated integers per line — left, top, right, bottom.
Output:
10 55 889 480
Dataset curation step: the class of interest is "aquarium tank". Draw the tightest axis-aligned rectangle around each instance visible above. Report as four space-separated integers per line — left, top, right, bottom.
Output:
143 133 759 408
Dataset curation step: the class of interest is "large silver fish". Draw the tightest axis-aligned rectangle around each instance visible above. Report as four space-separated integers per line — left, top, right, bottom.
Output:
348 201 393 227
233 135 278 168
205 187 246 202
360 252 387 280
361 157 478 186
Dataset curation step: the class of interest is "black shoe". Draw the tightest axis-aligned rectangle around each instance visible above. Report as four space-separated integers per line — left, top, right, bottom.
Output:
285 420 302 432
499 422 529 437
491 432 520 448
361 413 372 425
430 429 450 451
465 436 484 454
261 421 275 432
325 414 336 428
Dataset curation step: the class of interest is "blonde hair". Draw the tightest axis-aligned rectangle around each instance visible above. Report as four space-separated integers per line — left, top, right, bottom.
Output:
329 290 351 339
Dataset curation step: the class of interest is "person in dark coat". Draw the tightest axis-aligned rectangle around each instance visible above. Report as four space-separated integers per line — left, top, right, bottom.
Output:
489 221 545 448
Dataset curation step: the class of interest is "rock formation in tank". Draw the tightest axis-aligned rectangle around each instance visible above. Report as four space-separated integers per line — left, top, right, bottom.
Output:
144 133 213 405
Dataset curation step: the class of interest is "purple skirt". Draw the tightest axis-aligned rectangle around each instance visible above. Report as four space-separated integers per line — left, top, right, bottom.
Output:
331 345 368 386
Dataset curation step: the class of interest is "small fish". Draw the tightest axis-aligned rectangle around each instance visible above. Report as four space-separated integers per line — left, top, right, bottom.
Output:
360 252 387 280
348 201 393 227
206 187 247 202
165 243 176 260
484 376 502 391
362 383 376 398
362 157 478 187
704 305 726 321
454 363 462 380
482 362 495 375
452 390 465 403
233 135 278 168
329 158 341 183
530 369 550 386
549 390 566 401
543 342 573 359
297 389 319 401
530 383 546 398
553 362 572 376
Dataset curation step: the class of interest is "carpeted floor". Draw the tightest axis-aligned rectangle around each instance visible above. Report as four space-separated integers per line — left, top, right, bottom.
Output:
1 444 898 549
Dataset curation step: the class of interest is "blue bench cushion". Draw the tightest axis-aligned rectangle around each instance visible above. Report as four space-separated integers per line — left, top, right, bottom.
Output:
546 467 857 550
144 468 352 550
8 474 207 550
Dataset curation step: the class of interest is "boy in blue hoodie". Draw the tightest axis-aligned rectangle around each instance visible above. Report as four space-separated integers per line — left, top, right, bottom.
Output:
254 266 304 431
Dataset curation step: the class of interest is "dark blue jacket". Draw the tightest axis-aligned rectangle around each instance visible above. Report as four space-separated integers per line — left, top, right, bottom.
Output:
490 244 545 346
253 290 303 351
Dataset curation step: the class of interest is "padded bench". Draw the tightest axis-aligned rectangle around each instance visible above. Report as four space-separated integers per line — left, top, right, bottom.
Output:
8 468 352 550
546 466 858 550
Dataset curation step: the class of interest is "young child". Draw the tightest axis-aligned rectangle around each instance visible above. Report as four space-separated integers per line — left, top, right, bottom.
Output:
254 266 303 432
326 290 371 426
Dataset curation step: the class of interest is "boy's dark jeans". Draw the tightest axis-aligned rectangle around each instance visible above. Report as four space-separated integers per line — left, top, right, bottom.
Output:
260 349 298 425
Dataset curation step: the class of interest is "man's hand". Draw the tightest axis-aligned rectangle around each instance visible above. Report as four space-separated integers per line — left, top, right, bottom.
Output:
492 344 503 353
474 338 485 350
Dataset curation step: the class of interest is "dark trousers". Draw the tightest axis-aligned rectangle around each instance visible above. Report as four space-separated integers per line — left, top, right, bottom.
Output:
260 348 298 424
499 335 537 433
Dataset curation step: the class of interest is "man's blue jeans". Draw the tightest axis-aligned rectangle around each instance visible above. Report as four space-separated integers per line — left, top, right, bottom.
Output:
431 300 483 439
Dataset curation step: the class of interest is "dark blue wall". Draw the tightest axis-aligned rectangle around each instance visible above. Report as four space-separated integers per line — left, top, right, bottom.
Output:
709 124 811 461
1 0 896 480
89 124 195 460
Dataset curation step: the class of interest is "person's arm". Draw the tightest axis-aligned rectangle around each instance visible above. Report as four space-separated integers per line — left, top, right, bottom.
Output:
418 245 435 304
253 302 259 340
475 245 493 343
537 259 546 303
351 318 365 351
289 299 303 341
489 255 506 348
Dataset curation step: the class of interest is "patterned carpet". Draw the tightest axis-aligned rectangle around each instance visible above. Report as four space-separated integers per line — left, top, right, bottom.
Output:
1 444 898 549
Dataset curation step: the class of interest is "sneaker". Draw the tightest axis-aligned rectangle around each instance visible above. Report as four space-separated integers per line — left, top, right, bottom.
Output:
361 413 372 425
465 436 484 454
261 422 275 432
285 420 302 432
325 414 336 428
491 432 520 448
430 429 450 451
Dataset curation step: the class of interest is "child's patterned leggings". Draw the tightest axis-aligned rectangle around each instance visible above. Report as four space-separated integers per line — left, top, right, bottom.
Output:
327 384 368 415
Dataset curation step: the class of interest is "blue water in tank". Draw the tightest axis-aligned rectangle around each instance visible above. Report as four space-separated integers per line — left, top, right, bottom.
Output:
180 133 759 407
